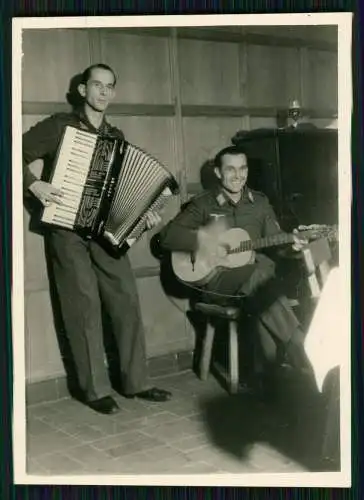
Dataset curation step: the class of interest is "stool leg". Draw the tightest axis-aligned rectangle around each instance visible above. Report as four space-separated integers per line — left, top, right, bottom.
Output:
229 320 239 394
200 322 215 381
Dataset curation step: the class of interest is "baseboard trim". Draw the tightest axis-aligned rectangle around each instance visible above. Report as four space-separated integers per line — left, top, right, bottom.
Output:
26 350 194 406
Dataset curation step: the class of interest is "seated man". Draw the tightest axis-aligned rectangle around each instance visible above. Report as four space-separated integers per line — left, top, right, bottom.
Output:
159 145 311 382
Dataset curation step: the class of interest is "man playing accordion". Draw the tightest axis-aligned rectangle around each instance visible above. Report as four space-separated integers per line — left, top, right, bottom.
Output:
23 63 172 415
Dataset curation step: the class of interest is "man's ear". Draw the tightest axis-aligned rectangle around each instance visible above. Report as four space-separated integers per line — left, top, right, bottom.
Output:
77 83 86 98
214 166 222 179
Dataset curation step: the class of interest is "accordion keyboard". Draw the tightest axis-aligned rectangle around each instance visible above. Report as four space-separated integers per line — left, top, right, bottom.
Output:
41 127 97 229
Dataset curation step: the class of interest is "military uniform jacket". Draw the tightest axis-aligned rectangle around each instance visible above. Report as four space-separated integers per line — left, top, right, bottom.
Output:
160 187 283 254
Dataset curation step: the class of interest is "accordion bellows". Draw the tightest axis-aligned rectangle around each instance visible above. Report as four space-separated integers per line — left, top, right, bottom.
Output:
41 125 179 250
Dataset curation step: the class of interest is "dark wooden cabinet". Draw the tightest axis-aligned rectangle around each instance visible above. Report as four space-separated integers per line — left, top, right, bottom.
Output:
232 128 338 231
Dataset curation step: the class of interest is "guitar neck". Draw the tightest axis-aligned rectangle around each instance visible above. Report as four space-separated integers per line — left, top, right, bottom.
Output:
229 230 314 254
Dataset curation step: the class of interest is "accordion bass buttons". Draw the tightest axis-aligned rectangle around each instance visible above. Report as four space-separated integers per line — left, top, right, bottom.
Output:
107 178 116 197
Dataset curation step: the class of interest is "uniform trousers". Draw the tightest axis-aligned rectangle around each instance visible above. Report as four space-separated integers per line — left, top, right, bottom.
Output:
46 228 148 402
203 253 305 368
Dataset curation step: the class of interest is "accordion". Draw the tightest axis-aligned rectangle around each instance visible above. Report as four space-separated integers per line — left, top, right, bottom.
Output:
41 125 179 250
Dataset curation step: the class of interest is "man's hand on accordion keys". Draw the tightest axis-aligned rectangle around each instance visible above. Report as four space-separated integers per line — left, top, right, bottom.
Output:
29 180 64 207
145 210 162 231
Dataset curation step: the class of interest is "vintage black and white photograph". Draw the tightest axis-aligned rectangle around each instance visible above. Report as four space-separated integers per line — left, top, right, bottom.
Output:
12 14 352 486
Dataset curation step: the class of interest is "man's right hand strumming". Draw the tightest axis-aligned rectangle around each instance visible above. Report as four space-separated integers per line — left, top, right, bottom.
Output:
28 180 63 207
197 218 229 262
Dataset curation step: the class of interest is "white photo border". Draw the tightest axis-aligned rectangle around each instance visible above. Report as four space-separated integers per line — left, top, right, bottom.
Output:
12 12 353 487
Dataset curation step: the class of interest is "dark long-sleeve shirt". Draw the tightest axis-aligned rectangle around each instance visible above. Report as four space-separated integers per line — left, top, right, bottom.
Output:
159 187 283 254
22 109 125 194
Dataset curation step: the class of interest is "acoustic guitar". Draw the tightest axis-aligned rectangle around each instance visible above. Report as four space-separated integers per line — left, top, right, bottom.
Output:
171 225 337 286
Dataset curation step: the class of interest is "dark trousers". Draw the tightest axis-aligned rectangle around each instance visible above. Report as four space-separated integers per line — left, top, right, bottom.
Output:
204 253 304 368
46 229 148 401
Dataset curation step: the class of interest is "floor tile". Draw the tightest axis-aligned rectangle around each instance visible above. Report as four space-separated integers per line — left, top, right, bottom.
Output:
25 370 337 476
115 451 192 475
140 418 205 443
105 435 165 458
91 430 149 452
143 443 193 463
87 419 137 437
27 429 83 458
154 400 201 418
26 458 49 475
35 452 85 475
56 422 108 443
178 461 222 474
138 411 183 428
64 444 116 472
27 417 56 436
27 402 63 420
169 434 211 452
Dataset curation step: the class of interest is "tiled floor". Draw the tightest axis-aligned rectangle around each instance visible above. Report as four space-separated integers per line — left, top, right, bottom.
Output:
26 369 339 476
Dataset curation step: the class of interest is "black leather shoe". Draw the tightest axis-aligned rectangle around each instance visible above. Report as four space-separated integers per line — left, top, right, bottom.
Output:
87 396 120 415
125 387 172 402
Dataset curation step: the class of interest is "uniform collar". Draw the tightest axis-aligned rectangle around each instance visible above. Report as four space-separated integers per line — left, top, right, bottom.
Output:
215 187 255 206
75 107 110 135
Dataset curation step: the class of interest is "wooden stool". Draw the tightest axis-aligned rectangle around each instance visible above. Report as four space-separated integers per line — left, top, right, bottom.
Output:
194 302 241 394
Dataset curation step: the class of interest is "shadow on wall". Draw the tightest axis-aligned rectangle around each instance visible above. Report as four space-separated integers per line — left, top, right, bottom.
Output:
199 158 219 192
66 73 84 109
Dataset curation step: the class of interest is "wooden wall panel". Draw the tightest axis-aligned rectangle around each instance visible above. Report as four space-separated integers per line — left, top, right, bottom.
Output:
241 26 337 44
304 50 338 111
107 116 176 172
178 39 241 105
25 290 65 382
107 116 180 269
22 29 91 102
22 115 49 291
23 210 48 292
249 117 277 129
247 44 301 108
126 197 180 271
100 33 172 104
21 114 65 381
136 277 194 358
20 27 338 385
22 114 50 134
183 117 243 184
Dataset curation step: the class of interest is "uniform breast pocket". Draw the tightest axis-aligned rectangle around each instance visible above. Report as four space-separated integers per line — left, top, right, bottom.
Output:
208 213 227 223
235 213 263 237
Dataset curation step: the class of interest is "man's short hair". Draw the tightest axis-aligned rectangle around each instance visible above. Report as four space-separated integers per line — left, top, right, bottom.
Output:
214 145 248 169
81 63 117 86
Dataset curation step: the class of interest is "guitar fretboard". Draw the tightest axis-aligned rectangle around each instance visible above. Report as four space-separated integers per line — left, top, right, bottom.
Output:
228 229 334 254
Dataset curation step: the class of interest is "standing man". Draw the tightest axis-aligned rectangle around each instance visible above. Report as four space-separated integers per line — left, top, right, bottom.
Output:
23 63 172 414
159 146 312 381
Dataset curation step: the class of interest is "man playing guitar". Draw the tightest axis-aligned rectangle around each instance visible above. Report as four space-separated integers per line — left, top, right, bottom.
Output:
160 145 314 381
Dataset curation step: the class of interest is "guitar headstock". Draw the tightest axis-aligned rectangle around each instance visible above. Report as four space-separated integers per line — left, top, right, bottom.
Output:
298 224 338 242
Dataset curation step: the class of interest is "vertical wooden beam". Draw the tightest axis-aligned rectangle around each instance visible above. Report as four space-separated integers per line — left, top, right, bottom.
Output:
168 28 188 205
239 36 251 132
88 29 102 64
299 46 309 109
167 28 195 346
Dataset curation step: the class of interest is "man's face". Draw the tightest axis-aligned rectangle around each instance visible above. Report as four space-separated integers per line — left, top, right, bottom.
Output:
79 68 116 112
214 153 248 194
